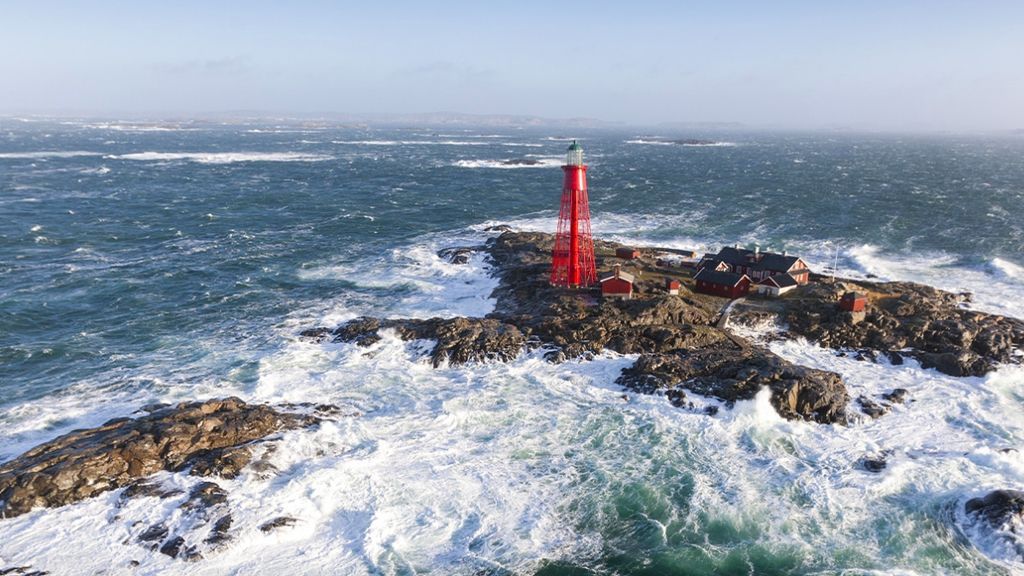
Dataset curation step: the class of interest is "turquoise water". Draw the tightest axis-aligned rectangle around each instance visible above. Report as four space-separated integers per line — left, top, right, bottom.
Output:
1 120 1023 575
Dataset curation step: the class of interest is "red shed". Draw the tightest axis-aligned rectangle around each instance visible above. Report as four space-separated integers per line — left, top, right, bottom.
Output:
616 247 640 260
664 277 681 295
693 269 751 299
839 291 867 312
600 267 635 299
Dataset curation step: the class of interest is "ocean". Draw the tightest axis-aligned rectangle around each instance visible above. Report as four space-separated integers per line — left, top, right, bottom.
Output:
1 119 1023 575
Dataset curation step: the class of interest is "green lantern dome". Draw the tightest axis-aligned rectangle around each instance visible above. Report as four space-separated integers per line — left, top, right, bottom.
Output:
565 140 584 166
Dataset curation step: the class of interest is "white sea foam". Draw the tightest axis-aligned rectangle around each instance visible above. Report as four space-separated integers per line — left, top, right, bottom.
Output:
107 152 334 164
452 157 563 169
625 139 737 147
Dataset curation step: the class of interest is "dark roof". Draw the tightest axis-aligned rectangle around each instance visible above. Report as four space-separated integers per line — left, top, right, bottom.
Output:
842 291 866 300
694 268 749 287
714 246 802 273
759 273 798 288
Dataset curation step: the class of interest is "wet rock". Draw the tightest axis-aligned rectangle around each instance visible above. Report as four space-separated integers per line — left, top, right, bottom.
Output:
187 445 253 479
331 316 384 347
297 327 331 343
857 395 889 419
704 405 719 416
0 398 319 518
782 281 1023 377
205 514 233 547
331 316 526 367
138 523 169 544
438 246 479 265
965 489 1024 529
618 344 849 424
183 481 228 511
259 516 297 533
882 388 910 404
665 388 687 408
886 350 905 365
120 479 184 502
860 455 888 473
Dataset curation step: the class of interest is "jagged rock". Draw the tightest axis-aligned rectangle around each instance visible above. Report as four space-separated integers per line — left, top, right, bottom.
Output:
259 516 297 532
617 344 849 424
882 388 910 404
188 445 253 479
138 523 169 544
120 480 184 502
297 327 331 343
437 246 479 265
860 455 888 473
205 514 233 546
182 482 228 511
330 316 526 367
857 395 890 419
158 535 200 560
780 281 1023 377
964 489 1024 559
965 490 1024 528
0 398 319 518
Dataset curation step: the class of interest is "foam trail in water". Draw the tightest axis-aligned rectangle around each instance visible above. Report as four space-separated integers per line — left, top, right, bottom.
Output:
108 152 334 164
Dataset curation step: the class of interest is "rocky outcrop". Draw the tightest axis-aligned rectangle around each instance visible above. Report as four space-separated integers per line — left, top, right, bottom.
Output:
0 398 319 518
964 489 1024 559
616 344 849 424
779 281 1024 377
301 231 850 423
311 316 527 367
304 231 1020 423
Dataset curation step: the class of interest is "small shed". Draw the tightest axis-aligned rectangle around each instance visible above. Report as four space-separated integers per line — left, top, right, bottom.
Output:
693 269 751 299
600 267 635 299
839 291 867 312
755 274 798 297
616 247 641 260
664 277 681 295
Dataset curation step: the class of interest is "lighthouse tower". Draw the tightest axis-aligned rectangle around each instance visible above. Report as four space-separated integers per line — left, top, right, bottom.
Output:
550 140 597 287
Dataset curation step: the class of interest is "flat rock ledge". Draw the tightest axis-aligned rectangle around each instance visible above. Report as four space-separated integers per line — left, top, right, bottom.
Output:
0 397 320 519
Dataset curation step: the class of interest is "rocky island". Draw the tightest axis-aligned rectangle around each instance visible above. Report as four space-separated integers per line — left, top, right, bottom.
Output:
304 230 1023 425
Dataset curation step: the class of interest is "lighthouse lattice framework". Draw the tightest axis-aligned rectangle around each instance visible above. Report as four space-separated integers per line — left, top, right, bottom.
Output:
550 140 597 287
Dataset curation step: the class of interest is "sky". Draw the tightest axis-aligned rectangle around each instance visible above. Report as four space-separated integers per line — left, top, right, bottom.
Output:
1 0 1022 131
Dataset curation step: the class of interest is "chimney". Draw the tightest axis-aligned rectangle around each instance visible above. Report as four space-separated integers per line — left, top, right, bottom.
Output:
614 264 621 279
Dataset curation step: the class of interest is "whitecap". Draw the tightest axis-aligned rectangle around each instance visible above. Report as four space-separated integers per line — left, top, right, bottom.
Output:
107 152 334 164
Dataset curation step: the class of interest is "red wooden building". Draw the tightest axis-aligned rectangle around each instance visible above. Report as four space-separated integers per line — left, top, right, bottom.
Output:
693 269 751 298
839 291 867 312
664 277 681 295
600 268 635 299
616 247 640 260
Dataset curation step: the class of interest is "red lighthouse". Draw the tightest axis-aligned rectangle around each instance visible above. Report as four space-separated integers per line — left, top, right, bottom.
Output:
550 140 597 287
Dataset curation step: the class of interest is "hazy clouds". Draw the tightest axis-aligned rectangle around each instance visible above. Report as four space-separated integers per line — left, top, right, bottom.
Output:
1 0 1021 131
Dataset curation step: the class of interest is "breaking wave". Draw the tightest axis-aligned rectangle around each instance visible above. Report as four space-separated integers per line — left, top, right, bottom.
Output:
107 152 334 164
0 151 103 159
452 157 563 169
